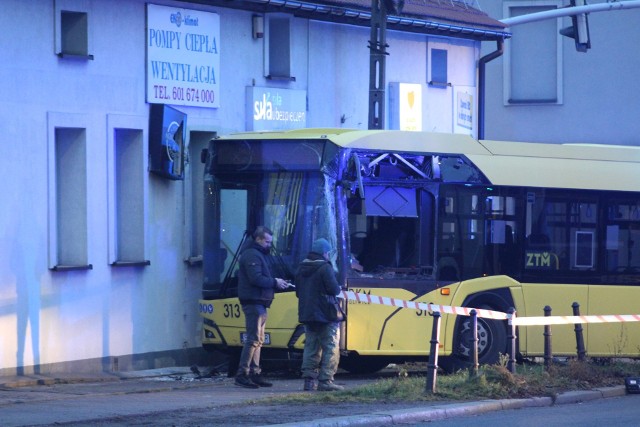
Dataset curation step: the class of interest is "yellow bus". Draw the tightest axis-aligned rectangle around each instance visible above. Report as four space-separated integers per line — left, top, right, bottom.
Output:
199 129 640 374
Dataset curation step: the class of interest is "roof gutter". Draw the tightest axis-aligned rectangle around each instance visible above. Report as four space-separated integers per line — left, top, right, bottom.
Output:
240 0 510 40
478 38 504 140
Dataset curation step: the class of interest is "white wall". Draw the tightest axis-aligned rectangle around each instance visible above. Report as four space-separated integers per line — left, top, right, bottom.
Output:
0 0 480 373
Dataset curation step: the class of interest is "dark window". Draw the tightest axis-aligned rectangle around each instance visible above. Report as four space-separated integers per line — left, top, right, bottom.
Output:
268 16 292 79
605 199 640 274
524 190 598 275
430 49 448 87
61 11 88 56
437 186 521 281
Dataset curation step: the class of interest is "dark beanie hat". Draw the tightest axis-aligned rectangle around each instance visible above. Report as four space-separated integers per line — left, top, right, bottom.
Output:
312 238 331 255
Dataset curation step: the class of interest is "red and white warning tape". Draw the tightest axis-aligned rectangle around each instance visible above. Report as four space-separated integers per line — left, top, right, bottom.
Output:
339 290 640 326
339 290 509 320
511 314 640 326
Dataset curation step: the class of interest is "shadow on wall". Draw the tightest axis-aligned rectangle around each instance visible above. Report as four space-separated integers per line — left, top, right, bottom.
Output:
12 219 43 375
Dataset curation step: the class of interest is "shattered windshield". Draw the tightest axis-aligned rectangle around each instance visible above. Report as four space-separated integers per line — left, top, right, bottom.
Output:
218 171 337 290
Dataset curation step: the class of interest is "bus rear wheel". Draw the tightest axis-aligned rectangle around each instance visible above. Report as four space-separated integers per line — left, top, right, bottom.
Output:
440 305 507 373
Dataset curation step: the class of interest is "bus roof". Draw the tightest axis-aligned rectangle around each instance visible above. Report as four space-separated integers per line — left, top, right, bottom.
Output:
473 140 640 192
218 129 640 192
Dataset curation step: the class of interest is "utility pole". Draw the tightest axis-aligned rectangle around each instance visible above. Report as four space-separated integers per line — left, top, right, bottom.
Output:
367 0 389 130
367 0 402 130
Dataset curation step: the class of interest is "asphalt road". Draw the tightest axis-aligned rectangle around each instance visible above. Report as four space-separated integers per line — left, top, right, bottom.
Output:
413 394 640 426
0 367 630 427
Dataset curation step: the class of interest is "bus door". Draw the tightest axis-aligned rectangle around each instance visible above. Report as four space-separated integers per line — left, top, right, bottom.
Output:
588 197 640 357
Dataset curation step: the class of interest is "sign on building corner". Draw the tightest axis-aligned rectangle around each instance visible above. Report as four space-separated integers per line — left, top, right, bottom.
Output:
146 4 220 108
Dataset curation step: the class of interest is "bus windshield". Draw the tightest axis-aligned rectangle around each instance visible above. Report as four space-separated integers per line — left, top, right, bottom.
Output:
207 170 337 297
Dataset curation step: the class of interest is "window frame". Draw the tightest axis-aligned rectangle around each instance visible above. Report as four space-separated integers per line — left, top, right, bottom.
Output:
55 1 94 59
106 114 149 267
503 1 563 106
47 112 92 271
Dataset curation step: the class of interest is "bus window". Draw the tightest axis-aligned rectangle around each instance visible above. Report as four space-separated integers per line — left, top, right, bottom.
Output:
347 188 434 277
525 192 598 276
437 187 485 280
220 188 248 282
606 200 640 274
205 170 337 297
437 187 521 280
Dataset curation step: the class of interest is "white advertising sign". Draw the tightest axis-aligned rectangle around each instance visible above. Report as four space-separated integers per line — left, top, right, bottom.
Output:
146 4 220 108
454 86 476 136
246 87 307 131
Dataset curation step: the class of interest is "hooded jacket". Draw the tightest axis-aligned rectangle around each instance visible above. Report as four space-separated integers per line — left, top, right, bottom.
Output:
237 241 277 307
295 252 343 324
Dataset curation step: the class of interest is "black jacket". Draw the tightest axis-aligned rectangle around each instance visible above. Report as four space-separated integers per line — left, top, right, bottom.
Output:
237 241 277 307
295 252 343 324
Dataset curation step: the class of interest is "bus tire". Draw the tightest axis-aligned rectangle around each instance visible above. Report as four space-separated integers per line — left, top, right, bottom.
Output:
441 304 507 373
339 355 390 374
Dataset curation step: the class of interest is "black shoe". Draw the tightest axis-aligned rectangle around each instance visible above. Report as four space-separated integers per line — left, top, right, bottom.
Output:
303 378 317 391
235 374 259 389
250 374 273 387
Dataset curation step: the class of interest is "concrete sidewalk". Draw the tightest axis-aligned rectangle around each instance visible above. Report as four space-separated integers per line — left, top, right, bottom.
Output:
0 367 628 427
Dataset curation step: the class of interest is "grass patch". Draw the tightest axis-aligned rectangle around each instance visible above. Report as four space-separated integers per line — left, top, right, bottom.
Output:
265 359 639 405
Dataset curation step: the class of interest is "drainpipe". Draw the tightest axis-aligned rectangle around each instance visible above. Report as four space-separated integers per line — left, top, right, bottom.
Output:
478 38 504 140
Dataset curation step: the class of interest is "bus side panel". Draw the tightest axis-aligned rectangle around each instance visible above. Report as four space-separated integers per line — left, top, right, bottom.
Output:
200 297 245 348
344 287 458 356
588 286 640 357
265 292 304 349
519 283 589 356
199 292 301 350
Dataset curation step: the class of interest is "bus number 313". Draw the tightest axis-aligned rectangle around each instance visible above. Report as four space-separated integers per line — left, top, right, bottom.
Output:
223 303 241 318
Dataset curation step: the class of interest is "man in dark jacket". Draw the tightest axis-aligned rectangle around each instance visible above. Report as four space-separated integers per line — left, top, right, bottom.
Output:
235 226 289 388
295 238 345 392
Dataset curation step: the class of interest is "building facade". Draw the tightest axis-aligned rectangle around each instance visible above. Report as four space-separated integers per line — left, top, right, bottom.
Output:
0 0 507 374
482 0 640 146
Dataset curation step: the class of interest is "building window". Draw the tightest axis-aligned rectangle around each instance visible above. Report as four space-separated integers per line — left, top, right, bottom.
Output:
61 11 88 55
49 125 90 270
265 14 294 80
107 115 149 267
429 49 448 87
503 1 562 105
55 2 93 59
114 130 147 265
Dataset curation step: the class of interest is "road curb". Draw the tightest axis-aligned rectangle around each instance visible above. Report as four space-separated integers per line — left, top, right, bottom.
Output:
267 386 628 427
554 385 626 404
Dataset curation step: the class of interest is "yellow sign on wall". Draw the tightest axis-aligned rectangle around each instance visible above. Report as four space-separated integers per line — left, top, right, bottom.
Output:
389 82 422 131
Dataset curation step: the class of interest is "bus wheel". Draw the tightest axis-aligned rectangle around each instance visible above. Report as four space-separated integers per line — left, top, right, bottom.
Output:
442 306 507 373
339 355 390 374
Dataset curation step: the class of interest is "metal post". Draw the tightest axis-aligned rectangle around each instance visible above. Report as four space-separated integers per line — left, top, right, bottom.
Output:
425 311 441 394
544 305 552 370
572 302 587 361
469 310 479 377
368 0 388 129
507 307 517 374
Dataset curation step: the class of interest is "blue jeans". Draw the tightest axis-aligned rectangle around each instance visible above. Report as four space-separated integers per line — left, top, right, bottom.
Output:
236 304 267 376
301 322 340 382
